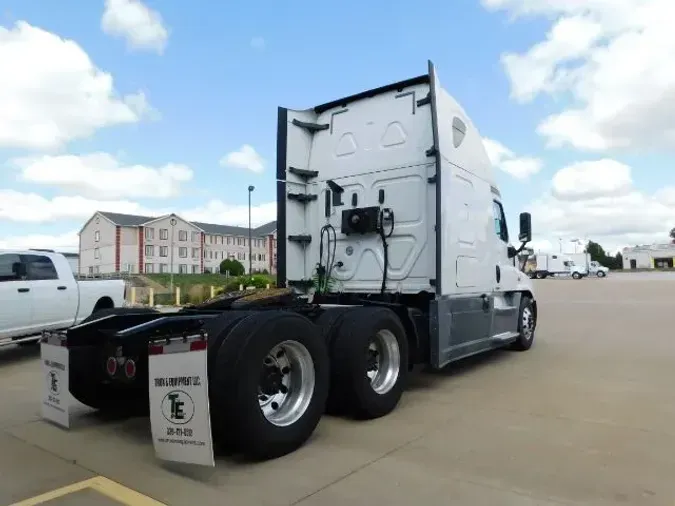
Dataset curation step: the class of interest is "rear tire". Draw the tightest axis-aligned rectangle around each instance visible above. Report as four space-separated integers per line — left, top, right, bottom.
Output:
572 272 581 279
597 271 606 278
210 311 329 460
329 307 409 420
509 296 536 351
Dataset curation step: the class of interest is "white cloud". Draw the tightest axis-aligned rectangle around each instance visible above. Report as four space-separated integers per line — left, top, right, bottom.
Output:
220 145 266 174
182 200 277 228
551 159 632 201
101 0 168 54
482 137 542 179
0 21 151 151
0 190 162 223
483 0 675 151
11 153 193 199
0 231 79 252
250 37 265 50
525 159 675 252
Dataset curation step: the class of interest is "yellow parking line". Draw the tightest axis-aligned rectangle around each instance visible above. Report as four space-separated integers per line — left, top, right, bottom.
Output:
9 476 166 506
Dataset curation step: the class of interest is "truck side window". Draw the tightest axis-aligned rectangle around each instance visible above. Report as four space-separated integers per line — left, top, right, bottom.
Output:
22 254 59 281
0 254 22 282
492 200 509 243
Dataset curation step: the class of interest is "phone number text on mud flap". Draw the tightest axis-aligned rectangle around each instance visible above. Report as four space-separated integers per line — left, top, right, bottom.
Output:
166 427 194 437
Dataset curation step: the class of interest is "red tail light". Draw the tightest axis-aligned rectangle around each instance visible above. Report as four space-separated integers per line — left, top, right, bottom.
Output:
106 357 117 376
124 359 136 378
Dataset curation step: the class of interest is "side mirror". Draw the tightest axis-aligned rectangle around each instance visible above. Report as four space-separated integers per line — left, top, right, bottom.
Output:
518 212 532 243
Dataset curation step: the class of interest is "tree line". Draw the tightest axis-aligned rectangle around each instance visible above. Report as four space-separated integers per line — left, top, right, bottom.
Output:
584 241 623 270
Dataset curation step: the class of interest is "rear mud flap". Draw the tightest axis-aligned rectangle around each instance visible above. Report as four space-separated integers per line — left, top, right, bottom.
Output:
148 334 215 467
40 331 72 429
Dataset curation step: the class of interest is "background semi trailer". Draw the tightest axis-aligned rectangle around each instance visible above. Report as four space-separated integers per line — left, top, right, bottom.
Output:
54 61 538 461
526 253 587 279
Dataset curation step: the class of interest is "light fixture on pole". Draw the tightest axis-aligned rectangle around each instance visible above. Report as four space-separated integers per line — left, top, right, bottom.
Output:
248 185 255 274
170 217 177 292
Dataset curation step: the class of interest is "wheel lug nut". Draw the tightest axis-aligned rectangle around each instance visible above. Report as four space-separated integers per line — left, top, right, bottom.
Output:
281 366 290 374
276 349 285 358
279 385 288 394
259 395 268 401
271 402 279 410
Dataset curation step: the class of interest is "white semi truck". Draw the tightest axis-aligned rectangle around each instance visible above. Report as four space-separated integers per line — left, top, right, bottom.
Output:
567 253 609 278
527 253 587 279
46 61 538 461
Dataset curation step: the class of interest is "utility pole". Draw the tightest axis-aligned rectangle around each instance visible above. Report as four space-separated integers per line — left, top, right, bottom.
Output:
248 185 255 274
170 217 177 291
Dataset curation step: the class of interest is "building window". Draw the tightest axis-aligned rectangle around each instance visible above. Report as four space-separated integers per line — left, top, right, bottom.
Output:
88 266 94 275
237 237 242 246
226 237 231 245
94 230 100 242
94 248 100 259
179 247 187 258
145 245 154 257
145 227 154 240
191 248 199 258
159 263 168 273
145 263 154 273
191 231 200 242
178 230 188 241
159 228 169 240
179 264 188 274
159 246 168 257
209 251 213 259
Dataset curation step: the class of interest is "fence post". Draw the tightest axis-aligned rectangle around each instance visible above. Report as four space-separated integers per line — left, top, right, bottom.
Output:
239 284 243 290
149 288 154 307
210 285 215 298
175 287 181 306
266 284 270 289
130 287 136 304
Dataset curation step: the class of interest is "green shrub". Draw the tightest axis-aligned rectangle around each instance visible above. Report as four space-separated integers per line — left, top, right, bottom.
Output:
219 258 245 276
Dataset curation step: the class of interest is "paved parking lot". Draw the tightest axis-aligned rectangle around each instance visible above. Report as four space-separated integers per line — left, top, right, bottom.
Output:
2 273 675 505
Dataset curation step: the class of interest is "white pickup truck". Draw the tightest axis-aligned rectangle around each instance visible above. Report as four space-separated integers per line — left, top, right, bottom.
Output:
0 250 126 346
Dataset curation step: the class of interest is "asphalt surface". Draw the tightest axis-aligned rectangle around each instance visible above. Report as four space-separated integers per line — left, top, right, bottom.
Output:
1 273 675 505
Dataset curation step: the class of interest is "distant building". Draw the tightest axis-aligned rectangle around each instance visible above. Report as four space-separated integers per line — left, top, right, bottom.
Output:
622 244 675 269
60 252 79 274
79 211 277 276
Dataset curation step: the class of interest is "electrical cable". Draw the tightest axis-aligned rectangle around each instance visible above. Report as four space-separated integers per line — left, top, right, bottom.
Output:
377 208 395 295
317 223 337 294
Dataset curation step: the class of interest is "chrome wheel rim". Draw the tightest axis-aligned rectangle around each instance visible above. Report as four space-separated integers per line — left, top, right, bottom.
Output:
258 340 315 427
521 306 535 341
366 329 400 395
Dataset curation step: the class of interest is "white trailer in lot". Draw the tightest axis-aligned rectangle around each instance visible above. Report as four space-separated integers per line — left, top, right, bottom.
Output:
526 253 587 279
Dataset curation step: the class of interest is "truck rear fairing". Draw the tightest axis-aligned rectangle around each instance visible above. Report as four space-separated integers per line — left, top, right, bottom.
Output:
276 61 535 368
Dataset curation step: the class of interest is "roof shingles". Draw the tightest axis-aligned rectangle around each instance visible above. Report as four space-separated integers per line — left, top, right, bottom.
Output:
98 212 276 238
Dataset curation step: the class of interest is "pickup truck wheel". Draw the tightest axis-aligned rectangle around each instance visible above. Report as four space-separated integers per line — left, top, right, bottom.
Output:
597 271 606 278
210 311 329 460
509 296 536 352
572 272 582 279
329 307 409 420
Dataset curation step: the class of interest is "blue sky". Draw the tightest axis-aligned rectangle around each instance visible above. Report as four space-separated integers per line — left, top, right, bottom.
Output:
0 0 672 254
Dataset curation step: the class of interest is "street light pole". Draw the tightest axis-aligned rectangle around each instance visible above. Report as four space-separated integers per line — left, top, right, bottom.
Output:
170 217 177 292
248 185 255 274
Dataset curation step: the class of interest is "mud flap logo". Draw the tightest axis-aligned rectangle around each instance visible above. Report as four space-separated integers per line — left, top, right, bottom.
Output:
47 370 60 395
161 390 195 425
